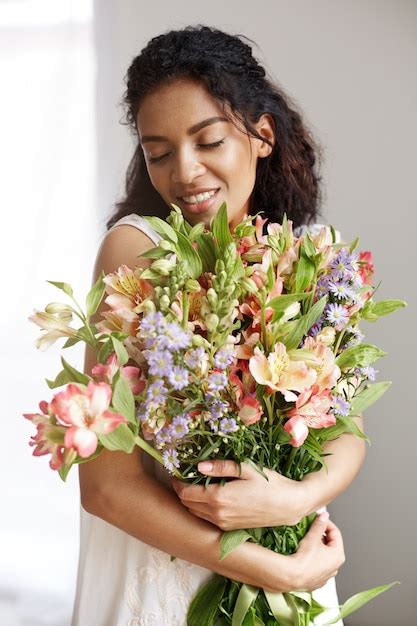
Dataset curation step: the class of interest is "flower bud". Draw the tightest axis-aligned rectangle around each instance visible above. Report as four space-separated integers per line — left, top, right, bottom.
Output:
186 279 201 293
159 240 176 251
45 302 74 315
159 295 171 309
240 277 258 294
152 259 175 276
316 326 336 346
205 313 219 331
207 288 218 308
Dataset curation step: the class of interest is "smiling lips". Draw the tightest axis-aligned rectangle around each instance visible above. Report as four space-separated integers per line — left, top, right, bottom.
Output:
178 188 220 204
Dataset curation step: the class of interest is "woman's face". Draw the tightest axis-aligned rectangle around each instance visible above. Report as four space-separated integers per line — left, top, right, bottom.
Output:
136 77 275 229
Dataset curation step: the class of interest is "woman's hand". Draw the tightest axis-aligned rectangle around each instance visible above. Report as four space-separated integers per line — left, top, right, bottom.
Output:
289 512 346 591
171 459 311 530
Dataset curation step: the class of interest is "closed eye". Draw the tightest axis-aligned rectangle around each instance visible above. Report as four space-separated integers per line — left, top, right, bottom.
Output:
148 139 225 164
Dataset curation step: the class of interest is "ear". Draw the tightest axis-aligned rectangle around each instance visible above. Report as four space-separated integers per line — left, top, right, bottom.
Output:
254 113 275 158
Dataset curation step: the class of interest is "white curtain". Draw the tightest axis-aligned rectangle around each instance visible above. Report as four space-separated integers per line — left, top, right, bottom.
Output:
0 2 97 624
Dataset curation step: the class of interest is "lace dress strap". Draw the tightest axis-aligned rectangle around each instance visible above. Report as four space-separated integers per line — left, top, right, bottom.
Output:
109 213 162 246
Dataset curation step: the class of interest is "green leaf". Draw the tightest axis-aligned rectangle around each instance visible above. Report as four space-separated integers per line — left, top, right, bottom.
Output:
86 272 106 318
46 280 74 297
232 584 259 626
142 216 178 243
46 369 71 389
324 582 399 624
62 336 81 349
336 344 387 369
303 234 316 259
188 222 205 241
349 236 360 252
349 381 392 415
175 231 203 279
110 335 129 367
97 338 115 364
372 299 407 318
267 292 310 312
186 574 227 626
335 415 369 441
220 530 252 560
196 232 218 272
295 252 315 293
61 356 90 385
58 464 73 482
263 591 294 626
284 296 327 350
138 246 168 260
112 374 136 423
99 422 135 453
305 295 328 331
211 202 233 249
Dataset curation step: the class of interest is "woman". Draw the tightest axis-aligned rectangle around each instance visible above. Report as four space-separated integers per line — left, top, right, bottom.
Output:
73 25 365 626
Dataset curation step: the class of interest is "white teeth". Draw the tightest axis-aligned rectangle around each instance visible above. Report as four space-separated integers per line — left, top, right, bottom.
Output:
182 189 217 204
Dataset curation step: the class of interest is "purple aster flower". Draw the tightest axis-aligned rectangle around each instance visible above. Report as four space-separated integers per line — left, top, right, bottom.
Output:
207 397 229 420
146 379 168 404
316 275 331 297
331 394 350 416
162 448 180 473
184 347 207 370
207 370 228 392
219 417 239 434
328 280 356 301
136 401 151 423
355 366 378 381
139 311 167 339
162 321 192 351
167 366 189 390
325 303 350 329
208 418 220 433
169 414 190 439
213 347 235 370
155 427 173 447
145 349 174 377
330 249 358 278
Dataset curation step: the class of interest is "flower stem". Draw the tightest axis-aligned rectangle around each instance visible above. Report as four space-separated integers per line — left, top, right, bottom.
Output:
134 436 182 478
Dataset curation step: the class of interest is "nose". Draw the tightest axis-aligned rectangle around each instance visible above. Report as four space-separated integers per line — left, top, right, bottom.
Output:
171 148 206 184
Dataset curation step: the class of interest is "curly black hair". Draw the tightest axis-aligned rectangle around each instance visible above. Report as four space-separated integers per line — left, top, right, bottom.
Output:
107 25 324 230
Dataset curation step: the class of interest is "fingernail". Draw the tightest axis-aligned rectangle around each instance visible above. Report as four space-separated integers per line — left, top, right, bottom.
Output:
198 461 213 472
319 512 329 522
316 506 327 514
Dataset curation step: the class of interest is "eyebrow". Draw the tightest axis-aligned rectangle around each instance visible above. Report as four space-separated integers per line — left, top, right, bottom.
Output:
139 116 229 144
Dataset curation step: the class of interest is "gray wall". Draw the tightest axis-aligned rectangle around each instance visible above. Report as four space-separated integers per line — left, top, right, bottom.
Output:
94 2 417 624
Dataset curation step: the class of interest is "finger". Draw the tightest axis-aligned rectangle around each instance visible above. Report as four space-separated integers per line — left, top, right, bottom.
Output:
171 480 212 504
197 459 253 479
323 520 343 548
301 512 330 545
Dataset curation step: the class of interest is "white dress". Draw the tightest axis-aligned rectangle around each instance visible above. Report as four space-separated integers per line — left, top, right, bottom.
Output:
71 213 343 626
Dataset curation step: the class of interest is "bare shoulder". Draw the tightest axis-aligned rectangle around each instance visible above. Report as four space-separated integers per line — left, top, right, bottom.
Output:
93 223 157 280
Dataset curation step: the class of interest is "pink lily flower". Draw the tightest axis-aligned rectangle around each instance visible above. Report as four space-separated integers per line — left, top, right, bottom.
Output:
300 337 341 391
284 385 335 447
50 381 126 458
238 396 263 425
23 401 67 470
92 353 145 395
249 343 317 402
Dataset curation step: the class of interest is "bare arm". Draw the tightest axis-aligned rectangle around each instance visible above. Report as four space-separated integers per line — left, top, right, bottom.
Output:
78 224 345 592
301 417 366 514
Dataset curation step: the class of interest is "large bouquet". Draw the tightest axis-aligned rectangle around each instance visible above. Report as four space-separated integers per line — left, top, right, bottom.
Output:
24 204 404 625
